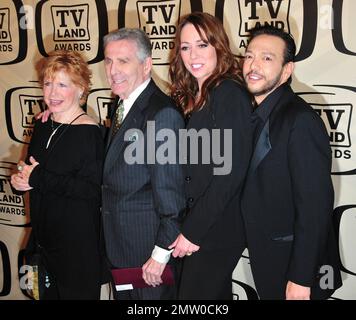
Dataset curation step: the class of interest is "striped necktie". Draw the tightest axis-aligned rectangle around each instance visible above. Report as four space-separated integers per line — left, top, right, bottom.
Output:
111 99 124 137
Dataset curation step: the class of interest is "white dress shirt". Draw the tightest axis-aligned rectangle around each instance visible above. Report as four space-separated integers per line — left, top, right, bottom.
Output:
121 78 150 120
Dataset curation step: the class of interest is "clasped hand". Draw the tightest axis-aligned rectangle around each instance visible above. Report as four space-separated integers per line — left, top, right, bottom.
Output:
169 233 200 258
11 156 39 191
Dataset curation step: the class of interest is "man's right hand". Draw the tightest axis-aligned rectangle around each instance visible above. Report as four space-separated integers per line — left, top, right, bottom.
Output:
142 258 165 287
36 109 51 122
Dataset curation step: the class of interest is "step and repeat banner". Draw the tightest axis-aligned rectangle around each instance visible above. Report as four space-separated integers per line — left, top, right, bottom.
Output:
1 0 355 300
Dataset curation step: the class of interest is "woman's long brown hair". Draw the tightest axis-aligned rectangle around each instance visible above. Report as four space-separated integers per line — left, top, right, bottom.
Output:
169 12 243 115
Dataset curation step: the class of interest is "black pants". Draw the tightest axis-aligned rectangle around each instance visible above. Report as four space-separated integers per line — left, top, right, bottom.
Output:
178 246 244 300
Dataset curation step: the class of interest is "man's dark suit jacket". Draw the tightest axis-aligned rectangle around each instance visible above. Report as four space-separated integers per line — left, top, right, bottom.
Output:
241 83 342 299
102 80 185 270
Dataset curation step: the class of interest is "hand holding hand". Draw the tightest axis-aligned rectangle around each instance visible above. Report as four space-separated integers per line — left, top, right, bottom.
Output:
11 156 39 191
169 233 200 258
35 109 51 123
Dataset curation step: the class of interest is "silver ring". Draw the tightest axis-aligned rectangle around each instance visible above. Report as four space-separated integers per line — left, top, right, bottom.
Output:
17 165 23 171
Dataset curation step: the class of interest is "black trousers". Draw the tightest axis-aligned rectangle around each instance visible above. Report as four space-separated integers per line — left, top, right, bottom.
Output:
178 246 244 300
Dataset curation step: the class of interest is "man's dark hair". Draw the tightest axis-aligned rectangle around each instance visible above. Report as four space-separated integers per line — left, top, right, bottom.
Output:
249 25 296 65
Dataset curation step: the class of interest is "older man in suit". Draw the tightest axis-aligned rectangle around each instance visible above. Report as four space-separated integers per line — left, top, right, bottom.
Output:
241 26 342 300
101 28 185 300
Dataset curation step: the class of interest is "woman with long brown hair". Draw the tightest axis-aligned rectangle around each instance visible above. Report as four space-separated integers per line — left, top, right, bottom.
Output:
169 12 253 299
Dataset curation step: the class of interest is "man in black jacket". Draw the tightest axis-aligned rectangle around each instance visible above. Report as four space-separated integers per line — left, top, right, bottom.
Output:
241 25 342 300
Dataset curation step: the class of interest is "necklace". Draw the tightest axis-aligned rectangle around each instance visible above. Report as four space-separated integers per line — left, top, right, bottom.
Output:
51 118 65 131
45 112 86 149
46 119 66 149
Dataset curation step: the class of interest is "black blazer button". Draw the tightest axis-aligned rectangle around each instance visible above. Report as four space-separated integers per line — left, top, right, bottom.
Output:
185 176 192 182
188 197 194 203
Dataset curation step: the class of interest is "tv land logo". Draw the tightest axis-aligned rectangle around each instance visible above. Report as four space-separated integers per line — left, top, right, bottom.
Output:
221 0 291 49
119 0 204 65
213 0 294 54
136 0 181 65
0 8 11 42
5 85 45 144
238 0 290 37
48 3 90 52
298 84 356 172
0 1 27 65
0 162 29 227
51 4 90 42
312 104 352 151
217 0 356 60
36 0 108 64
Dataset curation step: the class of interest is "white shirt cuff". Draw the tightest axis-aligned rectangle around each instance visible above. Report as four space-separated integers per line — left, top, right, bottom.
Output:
151 245 172 264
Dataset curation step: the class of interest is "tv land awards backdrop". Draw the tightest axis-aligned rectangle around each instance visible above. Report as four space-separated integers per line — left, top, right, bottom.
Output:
0 0 355 300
